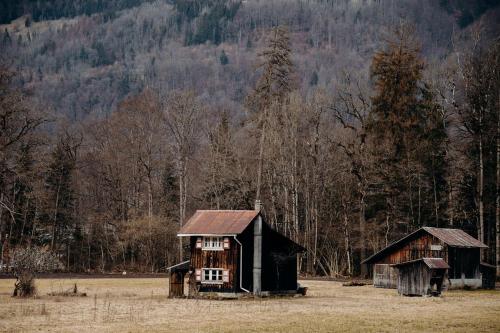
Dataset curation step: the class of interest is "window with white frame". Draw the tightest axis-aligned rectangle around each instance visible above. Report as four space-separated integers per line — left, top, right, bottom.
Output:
202 268 223 283
202 236 223 250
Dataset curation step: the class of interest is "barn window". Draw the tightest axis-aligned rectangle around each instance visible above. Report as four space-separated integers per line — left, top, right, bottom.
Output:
202 237 224 250
430 244 443 251
202 268 224 284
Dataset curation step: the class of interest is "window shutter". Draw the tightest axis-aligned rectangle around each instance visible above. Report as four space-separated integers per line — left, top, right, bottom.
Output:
196 237 202 249
195 269 202 282
223 237 230 249
222 270 229 283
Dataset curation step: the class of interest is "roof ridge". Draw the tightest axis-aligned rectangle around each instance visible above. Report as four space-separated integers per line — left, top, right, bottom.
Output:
178 210 259 235
196 209 257 212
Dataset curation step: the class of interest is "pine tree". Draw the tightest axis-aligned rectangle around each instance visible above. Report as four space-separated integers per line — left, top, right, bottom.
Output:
219 50 229 65
248 25 294 200
44 135 78 252
367 24 448 240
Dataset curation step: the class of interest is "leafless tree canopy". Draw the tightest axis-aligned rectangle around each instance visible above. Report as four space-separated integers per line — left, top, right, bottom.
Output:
0 1 499 277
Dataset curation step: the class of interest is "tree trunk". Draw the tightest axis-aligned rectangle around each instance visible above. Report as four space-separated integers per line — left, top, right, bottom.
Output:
51 180 62 251
432 166 439 227
496 96 500 277
359 190 367 277
179 169 184 262
343 210 352 275
255 112 267 201
479 131 485 260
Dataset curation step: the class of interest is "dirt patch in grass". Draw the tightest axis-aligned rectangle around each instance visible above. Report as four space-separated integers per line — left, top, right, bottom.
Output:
0 278 498 332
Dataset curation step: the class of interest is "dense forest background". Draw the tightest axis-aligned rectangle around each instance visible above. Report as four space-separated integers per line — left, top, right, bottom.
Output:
1 0 500 276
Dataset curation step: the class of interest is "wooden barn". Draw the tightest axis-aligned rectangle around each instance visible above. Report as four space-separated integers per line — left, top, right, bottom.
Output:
169 205 305 297
362 227 488 289
392 258 449 296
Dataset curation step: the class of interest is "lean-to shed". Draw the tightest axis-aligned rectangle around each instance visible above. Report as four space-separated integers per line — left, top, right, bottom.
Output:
166 260 189 297
392 258 449 296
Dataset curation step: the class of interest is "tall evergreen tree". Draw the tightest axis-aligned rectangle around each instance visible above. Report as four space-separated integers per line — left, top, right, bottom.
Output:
44 135 78 252
248 26 294 201
366 25 448 242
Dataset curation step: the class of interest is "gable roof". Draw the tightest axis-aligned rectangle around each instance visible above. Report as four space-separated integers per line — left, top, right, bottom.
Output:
392 258 450 269
178 210 259 236
362 227 487 265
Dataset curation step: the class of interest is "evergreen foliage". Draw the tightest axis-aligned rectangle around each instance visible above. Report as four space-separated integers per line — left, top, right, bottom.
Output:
367 25 448 234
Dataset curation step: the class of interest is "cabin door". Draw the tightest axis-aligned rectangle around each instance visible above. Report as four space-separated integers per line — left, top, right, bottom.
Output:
170 271 184 297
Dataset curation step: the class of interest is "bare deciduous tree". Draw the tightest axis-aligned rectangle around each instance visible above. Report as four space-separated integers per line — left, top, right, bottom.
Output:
11 246 60 297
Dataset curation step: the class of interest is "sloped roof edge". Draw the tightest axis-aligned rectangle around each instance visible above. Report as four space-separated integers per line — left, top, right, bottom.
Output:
178 210 259 236
362 227 487 265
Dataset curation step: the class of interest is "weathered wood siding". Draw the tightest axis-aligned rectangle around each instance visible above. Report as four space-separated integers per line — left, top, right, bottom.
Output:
396 263 447 296
189 236 239 292
373 264 398 288
397 263 431 296
377 234 448 265
370 231 483 290
169 271 184 297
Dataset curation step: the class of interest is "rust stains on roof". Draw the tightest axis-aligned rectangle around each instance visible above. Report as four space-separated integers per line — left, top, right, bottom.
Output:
422 227 487 248
392 258 450 269
362 227 488 265
422 258 450 269
178 210 259 236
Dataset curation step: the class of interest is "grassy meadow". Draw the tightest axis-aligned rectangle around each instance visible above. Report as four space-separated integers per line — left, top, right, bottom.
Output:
0 278 498 333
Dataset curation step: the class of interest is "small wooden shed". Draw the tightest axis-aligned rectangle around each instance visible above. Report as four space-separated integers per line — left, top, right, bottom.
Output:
362 227 487 289
167 260 190 297
392 258 449 296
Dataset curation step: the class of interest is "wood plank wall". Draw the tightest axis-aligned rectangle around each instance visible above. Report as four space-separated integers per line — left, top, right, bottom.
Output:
189 236 239 292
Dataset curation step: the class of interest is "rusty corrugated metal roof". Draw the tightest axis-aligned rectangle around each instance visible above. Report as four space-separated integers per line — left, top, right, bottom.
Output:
392 258 450 269
178 210 259 236
422 227 487 248
423 258 450 269
363 227 487 265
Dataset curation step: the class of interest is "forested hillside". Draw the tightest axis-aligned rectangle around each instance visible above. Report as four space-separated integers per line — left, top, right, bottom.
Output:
1 0 499 276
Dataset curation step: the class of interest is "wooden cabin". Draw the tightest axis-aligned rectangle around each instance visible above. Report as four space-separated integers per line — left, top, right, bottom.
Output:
392 258 449 296
172 207 304 297
362 227 488 289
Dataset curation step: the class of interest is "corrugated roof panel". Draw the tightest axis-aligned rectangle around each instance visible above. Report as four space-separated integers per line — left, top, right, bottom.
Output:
178 210 259 235
423 227 488 248
422 258 450 269
392 258 450 269
363 227 488 265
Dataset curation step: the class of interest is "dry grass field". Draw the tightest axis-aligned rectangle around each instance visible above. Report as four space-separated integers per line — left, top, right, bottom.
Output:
0 278 499 333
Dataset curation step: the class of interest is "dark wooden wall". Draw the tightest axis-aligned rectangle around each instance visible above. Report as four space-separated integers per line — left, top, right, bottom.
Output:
238 224 254 292
375 234 448 265
261 223 299 292
169 271 184 297
448 247 480 279
371 232 482 286
189 236 239 292
187 220 300 294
